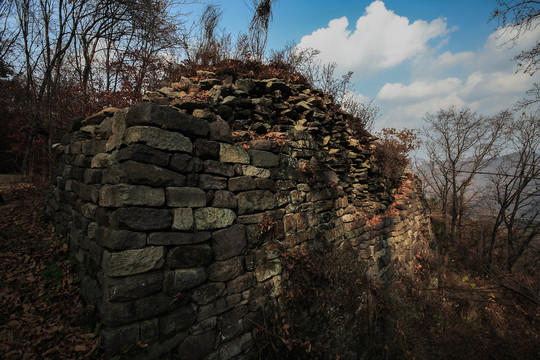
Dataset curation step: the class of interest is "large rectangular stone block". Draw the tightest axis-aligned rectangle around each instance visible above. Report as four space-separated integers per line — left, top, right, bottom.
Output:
165 268 207 293
167 187 206 207
166 245 213 268
194 208 236 230
249 150 279 168
116 143 170 166
95 227 147 250
103 270 163 301
228 176 256 192
119 160 186 187
111 208 172 231
99 293 170 326
100 184 165 207
199 174 227 190
124 126 192 153
212 224 247 261
236 190 277 215
102 246 165 277
126 102 210 137
147 231 211 246
208 256 244 281
204 160 234 177
219 143 250 164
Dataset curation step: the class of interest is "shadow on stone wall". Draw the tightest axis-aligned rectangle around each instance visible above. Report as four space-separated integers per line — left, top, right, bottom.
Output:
46 72 435 359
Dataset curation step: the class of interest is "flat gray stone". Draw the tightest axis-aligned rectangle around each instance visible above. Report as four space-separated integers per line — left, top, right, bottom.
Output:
237 190 277 215
242 165 270 178
124 126 192 153
102 246 165 277
199 174 228 190
204 160 234 177
167 245 214 268
125 102 210 137
116 144 169 166
228 176 256 192
99 293 170 326
103 270 163 301
212 224 247 260
172 208 194 230
112 208 172 231
194 208 236 230
219 143 250 164
208 256 244 281
166 187 206 207
95 227 147 250
99 184 165 207
249 150 279 168
212 190 237 209
148 232 211 246
165 268 207 293
119 160 186 187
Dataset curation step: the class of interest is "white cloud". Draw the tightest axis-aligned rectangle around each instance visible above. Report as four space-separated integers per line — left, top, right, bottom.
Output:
376 70 536 131
377 94 466 129
374 17 540 131
297 1 540 132
297 0 449 75
378 78 462 102
411 51 476 79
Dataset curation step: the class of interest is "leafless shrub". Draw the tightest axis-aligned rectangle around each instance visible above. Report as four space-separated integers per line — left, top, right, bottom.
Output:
249 0 277 61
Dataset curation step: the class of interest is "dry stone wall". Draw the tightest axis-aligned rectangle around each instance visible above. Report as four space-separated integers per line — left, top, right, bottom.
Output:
46 72 434 359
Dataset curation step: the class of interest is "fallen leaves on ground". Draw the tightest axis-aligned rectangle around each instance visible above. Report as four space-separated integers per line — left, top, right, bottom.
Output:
0 183 102 359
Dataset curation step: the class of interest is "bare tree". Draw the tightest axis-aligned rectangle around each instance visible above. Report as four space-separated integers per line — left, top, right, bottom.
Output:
515 83 540 114
490 1 540 110
14 0 85 176
416 155 452 217
485 114 540 272
421 106 511 241
249 0 276 60
187 4 224 65
2 0 189 176
0 0 20 77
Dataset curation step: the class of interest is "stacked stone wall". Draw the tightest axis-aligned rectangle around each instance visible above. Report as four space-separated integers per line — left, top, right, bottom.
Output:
46 73 434 359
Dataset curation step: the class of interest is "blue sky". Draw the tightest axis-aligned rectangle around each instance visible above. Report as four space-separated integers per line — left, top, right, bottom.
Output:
185 1 539 130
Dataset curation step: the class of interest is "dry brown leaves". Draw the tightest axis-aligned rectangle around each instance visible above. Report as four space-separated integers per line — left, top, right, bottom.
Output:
233 130 287 150
0 183 102 359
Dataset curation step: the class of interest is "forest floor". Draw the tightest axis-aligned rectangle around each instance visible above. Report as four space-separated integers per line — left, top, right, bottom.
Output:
0 181 102 359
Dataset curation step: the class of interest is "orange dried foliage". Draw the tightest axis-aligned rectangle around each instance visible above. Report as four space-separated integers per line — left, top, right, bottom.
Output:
233 130 287 150
364 177 415 227
259 211 278 234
